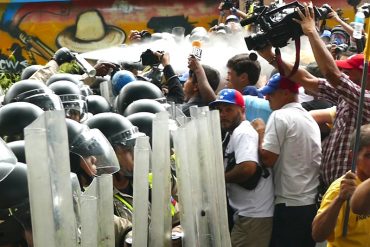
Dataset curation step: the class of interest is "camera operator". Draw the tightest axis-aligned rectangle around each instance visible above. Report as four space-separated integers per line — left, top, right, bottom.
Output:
258 1 370 222
153 51 184 104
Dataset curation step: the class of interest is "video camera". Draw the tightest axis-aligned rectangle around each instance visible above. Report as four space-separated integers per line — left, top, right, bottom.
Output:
242 1 332 50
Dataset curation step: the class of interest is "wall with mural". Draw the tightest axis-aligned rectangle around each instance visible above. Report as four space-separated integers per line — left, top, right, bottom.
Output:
0 0 357 74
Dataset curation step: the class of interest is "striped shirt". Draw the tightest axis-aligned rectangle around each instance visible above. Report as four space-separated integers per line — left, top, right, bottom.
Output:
317 73 370 187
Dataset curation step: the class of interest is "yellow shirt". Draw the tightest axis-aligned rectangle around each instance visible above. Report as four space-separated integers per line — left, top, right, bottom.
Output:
318 176 370 247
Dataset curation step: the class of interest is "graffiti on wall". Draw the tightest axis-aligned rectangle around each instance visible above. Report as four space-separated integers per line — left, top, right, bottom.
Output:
0 0 356 73
0 0 221 71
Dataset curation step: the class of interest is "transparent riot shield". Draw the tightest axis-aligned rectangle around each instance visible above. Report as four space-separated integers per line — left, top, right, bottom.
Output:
172 124 198 247
149 111 172 247
24 110 78 247
132 136 151 247
70 173 82 245
201 110 231 247
172 106 231 247
0 137 17 164
80 179 98 247
99 80 114 104
80 175 114 247
167 101 187 126
96 174 115 247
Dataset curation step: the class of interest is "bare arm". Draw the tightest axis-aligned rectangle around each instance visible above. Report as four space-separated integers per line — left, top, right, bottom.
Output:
257 46 319 94
294 3 343 88
309 106 336 125
327 8 354 37
259 149 279 168
351 177 370 215
188 56 217 103
312 171 357 242
225 161 257 184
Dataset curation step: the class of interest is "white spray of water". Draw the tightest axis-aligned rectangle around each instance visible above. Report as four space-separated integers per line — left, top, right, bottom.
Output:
82 30 315 89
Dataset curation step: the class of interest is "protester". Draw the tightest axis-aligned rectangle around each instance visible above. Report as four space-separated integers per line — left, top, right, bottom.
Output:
226 53 261 93
256 73 321 247
181 56 220 116
210 88 274 247
258 3 370 190
312 124 370 246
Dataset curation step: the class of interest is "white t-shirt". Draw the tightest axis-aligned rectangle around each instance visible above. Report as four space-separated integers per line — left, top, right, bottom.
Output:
263 102 321 206
225 121 274 218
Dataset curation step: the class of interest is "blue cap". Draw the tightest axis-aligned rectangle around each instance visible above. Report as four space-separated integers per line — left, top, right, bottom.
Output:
209 89 245 108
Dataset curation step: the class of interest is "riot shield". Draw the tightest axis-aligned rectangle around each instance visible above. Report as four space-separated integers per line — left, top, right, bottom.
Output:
24 110 78 247
99 80 114 104
80 178 98 247
172 124 198 247
132 136 151 247
0 137 17 164
96 174 115 247
172 106 231 247
149 111 172 247
70 173 82 245
80 175 114 247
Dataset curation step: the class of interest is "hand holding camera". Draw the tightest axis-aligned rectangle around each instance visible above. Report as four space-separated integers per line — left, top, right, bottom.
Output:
140 49 164 66
94 62 120 77
129 30 152 43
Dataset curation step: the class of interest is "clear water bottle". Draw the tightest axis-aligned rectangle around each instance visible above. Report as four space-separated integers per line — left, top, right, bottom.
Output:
353 8 365 39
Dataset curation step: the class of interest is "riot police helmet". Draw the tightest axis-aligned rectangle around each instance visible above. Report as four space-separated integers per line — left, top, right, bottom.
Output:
7 141 26 164
3 79 62 111
0 102 44 140
86 95 112 115
85 112 145 147
116 80 165 114
66 119 119 176
20 65 43 80
46 73 82 86
123 99 166 117
126 112 155 140
49 80 88 122
0 162 28 209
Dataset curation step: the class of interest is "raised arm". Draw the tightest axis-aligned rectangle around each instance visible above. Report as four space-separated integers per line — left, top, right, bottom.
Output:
257 45 319 94
327 7 354 37
188 56 217 103
293 3 343 88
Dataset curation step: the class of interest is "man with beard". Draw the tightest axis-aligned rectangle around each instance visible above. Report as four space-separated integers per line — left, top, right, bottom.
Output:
209 89 274 247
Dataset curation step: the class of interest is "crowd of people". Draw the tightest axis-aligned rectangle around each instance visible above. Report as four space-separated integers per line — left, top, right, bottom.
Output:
1 1 370 246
